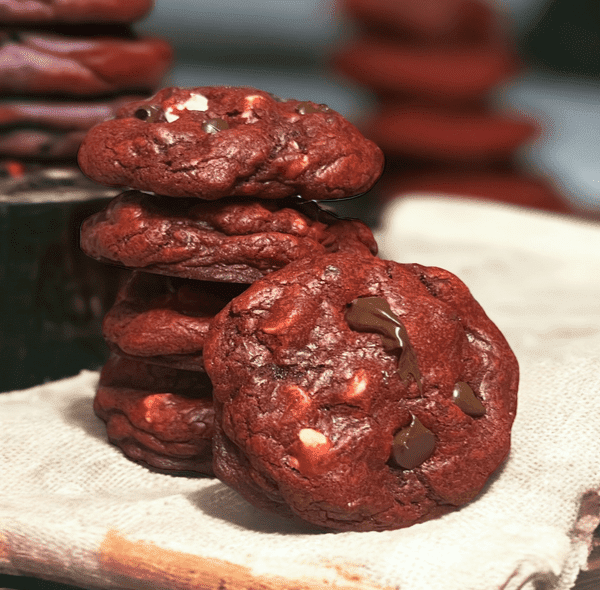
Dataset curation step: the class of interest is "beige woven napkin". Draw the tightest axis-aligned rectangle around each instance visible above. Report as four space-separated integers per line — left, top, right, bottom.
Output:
1 196 600 590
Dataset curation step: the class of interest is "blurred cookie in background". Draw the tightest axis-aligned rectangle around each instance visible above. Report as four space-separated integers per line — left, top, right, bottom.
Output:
332 0 574 215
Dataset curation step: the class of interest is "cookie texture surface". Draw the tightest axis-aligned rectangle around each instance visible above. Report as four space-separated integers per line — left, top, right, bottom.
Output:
0 27 172 96
94 354 215 476
204 253 518 531
103 272 246 371
80 191 378 282
77 86 385 200
0 0 153 23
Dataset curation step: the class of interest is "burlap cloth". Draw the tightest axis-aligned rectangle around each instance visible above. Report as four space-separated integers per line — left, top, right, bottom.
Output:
1 196 600 590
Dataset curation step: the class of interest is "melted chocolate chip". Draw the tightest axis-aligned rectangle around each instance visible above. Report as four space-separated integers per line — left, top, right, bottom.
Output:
391 414 435 469
202 118 229 134
346 297 422 391
452 382 485 417
296 102 330 115
133 105 163 123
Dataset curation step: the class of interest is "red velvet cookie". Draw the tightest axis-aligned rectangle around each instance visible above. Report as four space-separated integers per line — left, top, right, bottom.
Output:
365 104 536 163
103 272 247 371
0 27 172 97
204 253 518 531
77 86 385 200
0 96 141 159
0 0 154 23
94 354 215 476
0 127 87 159
80 191 378 282
341 0 494 41
332 34 518 101
379 168 572 214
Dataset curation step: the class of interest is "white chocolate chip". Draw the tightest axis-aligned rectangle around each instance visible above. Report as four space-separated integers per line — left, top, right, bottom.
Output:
164 108 179 123
346 370 369 397
244 94 263 106
298 428 329 448
164 93 209 123
182 93 209 112
143 394 163 422
240 94 267 122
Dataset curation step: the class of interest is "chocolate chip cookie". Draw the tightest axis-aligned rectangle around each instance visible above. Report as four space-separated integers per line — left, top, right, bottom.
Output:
80 191 378 282
78 86 385 199
204 253 518 531
94 354 215 476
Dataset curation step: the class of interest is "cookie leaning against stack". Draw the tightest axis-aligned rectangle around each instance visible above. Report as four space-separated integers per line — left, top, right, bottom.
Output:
79 86 518 531
79 86 382 477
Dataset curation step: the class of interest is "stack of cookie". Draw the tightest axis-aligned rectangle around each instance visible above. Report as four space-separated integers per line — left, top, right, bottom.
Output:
79 86 518 532
0 0 171 167
78 86 384 477
332 0 571 214
0 0 174 392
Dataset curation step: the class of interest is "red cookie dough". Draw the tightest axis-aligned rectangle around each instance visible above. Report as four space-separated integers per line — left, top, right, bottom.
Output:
332 34 518 102
379 168 572 214
103 272 247 371
94 354 215 476
204 253 518 531
80 190 378 282
365 104 536 163
0 27 172 97
77 86 385 200
0 0 154 23
0 96 141 159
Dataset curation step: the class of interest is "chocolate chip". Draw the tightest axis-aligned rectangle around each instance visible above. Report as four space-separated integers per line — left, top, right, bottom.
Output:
202 118 229 134
267 92 286 102
452 382 485 417
296 102 330 115
133 105 163 123
346 297 422 392
391 414 435 469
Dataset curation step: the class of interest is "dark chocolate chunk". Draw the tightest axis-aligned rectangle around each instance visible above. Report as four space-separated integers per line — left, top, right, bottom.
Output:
391 414 436 469
346 296 422 391
134 105 163 123
453 381 485 417
202 118 229 134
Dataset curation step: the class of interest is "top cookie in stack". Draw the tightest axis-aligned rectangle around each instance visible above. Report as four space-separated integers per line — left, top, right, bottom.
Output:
0 0 172 164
